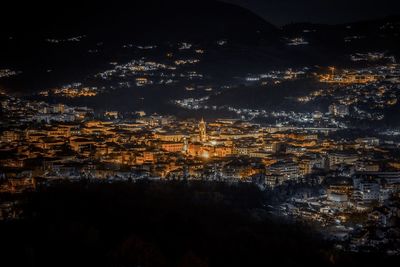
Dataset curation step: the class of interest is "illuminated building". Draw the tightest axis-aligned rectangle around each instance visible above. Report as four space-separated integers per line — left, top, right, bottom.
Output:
266 161 300 182
328 152 359 169
299 155 324 175
154 133 187 142
161 142 184 152
329 103 349 117
0 131 20 142
53 103 65 114
354 179 381 203
105 111 119 119
135 77 149 86
199 118 207 142
327 182 353 203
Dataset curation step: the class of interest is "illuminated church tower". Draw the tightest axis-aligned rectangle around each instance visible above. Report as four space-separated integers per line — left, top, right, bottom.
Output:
199 118 207 142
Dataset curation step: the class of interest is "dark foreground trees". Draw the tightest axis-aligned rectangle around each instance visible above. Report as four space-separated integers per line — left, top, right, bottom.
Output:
0 180 397 267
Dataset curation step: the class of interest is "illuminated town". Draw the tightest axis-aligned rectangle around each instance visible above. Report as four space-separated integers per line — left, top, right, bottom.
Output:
1 1 400 266
2 69 400 253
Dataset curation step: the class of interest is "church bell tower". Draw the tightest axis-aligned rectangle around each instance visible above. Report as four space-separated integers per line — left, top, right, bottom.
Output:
199 118 207 142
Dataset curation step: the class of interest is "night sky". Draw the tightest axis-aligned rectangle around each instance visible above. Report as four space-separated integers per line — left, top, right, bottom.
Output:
223 0 400 25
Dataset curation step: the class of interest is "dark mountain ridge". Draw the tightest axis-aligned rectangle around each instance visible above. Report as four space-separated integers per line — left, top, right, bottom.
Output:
1 1 399 95
2 0 279 43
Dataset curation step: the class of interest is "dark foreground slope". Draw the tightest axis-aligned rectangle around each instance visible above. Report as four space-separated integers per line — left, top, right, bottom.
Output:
0 181 398 267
